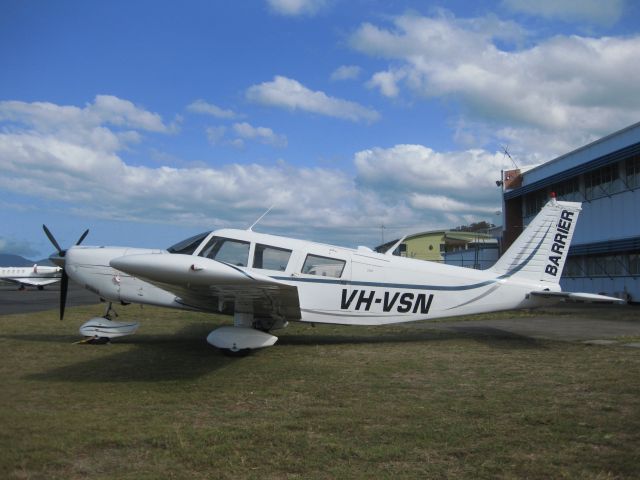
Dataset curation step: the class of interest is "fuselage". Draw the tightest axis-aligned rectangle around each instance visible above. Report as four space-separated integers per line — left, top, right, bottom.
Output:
62 228 553 325
0 265 62 287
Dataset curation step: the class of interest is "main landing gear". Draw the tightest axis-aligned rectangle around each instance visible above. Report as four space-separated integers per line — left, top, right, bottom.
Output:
77 302 139 345
206 312 282 355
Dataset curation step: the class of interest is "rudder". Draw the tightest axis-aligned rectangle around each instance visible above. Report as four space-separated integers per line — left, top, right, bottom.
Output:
490 198 581 284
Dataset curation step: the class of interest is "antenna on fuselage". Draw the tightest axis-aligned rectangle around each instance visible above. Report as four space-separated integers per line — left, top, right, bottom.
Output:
384 235 407 256
248 205 275 231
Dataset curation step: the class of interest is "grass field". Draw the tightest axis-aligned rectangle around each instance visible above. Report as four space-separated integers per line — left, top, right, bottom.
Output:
1 304 639 479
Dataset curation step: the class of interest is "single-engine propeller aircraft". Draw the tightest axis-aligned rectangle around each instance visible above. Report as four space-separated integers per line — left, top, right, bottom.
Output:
44 197 623 353
0 264 61 290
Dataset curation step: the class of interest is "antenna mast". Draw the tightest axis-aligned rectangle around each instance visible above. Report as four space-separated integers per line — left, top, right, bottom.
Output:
501 145 519 170
248 205 275 231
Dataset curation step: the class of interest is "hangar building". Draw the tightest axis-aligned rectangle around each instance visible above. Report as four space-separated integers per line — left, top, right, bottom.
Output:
501 121 640 302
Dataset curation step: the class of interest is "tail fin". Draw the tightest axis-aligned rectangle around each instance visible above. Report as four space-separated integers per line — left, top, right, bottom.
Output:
490 198 581 284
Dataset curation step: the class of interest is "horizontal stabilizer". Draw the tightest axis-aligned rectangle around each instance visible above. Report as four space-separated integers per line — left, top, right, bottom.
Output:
529 291 625 304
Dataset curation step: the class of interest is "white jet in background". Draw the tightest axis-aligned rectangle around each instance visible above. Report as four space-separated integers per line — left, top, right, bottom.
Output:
44 197 623 353
0 264 61 290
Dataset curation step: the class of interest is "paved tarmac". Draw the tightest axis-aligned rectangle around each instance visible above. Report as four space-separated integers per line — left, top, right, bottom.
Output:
1 283 638 343
0 283 100 316
418 305 640 344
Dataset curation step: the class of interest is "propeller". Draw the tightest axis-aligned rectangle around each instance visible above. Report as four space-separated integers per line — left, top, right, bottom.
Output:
42 225 89 320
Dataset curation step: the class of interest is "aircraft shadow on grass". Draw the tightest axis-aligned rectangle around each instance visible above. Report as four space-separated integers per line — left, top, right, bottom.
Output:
18 323 236 383
278 325 546 349
9 323 546 384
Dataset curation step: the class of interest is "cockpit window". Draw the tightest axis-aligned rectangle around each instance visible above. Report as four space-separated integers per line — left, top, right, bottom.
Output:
167 232 209 255
199 236 250 267
302 254 345 278
253 244 291 271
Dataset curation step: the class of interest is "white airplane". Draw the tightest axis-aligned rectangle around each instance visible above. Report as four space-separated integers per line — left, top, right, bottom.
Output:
44 197 623 353
0 264 62 290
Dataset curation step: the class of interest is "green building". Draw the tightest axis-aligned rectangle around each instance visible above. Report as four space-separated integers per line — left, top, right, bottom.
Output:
376 230 499 269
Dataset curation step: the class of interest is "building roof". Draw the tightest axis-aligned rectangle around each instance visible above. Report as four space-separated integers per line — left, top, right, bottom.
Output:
375 230 496 252
504 121 640 200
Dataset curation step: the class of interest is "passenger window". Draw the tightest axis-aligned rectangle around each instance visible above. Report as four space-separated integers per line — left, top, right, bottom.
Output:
302 254 345 278
199 237 250 267
253 244 292 271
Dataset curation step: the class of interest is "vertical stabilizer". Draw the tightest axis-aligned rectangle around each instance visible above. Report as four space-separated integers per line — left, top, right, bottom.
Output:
490 198 581 284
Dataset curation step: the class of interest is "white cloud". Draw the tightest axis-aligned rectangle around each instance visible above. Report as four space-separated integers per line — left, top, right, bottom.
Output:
354 144 508 204
0 97 507 248
204 123 287 148
246 75 380 123
89 95 170 132
366 70 403 98
233 122 287 147
350 12 640 157
266 0 326 16
186 99 239 119
0 95 171 134
330 65 362 81
0 132 366 237
408 194 497 215
503 0 624 26
0 95 172 153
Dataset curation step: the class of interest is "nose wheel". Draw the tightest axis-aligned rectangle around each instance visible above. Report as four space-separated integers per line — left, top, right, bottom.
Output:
77 302 139 344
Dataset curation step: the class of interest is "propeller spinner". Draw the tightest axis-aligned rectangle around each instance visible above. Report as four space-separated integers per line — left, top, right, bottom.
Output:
42 225 89 320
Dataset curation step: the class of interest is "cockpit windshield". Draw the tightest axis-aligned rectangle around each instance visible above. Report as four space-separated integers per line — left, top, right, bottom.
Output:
198 236 250 267
167 232 210 255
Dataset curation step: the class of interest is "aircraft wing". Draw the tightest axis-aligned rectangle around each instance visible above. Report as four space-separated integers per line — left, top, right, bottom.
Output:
1 277 61 287
110 254 301 320
529 290 625 304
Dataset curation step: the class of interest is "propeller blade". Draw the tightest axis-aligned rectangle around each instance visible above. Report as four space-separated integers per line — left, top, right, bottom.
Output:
42 224 64 256
76 229 89 246
60 270 69 321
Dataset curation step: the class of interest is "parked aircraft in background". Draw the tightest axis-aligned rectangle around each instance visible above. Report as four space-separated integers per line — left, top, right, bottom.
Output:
0 264 62 290
43 197 623 353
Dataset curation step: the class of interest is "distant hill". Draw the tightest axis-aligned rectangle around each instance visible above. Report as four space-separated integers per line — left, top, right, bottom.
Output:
0 253 55 267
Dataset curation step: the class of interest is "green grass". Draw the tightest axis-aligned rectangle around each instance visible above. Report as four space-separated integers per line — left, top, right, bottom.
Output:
1 304 640 479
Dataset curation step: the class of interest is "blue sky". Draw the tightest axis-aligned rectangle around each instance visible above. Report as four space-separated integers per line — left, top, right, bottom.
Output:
1 0 639 258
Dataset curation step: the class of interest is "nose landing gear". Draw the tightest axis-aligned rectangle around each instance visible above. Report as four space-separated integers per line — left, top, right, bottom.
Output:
77 302 139 344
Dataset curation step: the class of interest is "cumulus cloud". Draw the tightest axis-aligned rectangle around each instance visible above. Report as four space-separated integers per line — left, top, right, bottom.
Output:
355 144 507 203
0 97 508 248
330 65 362 81
366 70 403 98
232 122 287 147
204 123 286 148
266 0 327 16
350 12 640 158
0 129 346 227
503 0 625 26
0 95 169 133
409 194 497 215
246 75 380 123
0 95 172 153
186 99 239 119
